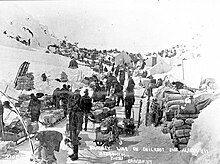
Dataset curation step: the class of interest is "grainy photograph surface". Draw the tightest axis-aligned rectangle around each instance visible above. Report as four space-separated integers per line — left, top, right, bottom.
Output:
0 0 220 164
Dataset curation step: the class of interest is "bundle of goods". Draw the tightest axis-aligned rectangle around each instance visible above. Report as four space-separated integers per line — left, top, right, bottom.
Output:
39 95 54 110
27 121 39 134
0 141 18 158
18 94 30 101
194 93 214 111
121 118 136 135
3 118 26 143
90 106 116 123
60 72 68 82
40 109 65 126
104 98 116 109
94 116 120 146
92 102 104 111
15 73 35 91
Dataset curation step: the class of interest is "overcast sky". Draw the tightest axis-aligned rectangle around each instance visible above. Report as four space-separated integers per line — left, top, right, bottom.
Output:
2 0 220 53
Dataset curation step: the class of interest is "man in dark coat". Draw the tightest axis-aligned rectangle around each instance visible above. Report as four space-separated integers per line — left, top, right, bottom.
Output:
114 81 124 106
52 88 60 109
67 89 83 161
119 69 125 86
106 73 115 96
99 81 106 102
60 84 69 117
34 130 63 164
79 89 92 131
127 74 135 91
28 94 41 122
124 86 135 119
115 65 120 77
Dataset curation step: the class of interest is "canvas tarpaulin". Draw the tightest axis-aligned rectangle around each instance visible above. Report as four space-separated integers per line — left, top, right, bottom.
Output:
148 60 172 76
115 51 132 66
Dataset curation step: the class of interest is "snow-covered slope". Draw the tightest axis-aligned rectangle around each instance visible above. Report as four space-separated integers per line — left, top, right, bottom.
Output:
0 45 93 98
0 3 58 50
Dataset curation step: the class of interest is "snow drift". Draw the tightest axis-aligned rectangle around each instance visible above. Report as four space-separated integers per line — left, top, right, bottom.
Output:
187 98 220 164
0 45 93 99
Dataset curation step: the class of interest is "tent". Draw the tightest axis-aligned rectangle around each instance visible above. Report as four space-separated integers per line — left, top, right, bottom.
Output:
68 59 78 69
148 59 172 76
115 51 132 66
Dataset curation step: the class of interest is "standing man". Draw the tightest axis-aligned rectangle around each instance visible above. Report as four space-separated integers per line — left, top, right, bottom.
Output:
114 81 124 106
127 73 135 91
80 89 92 131
60 84 69 117
124 86 135 119
119 69 125 86
52 88 60 109
28 94 41 122
68 89 83 161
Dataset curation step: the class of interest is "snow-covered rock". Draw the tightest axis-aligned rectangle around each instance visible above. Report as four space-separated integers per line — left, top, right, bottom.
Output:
0 3 58 50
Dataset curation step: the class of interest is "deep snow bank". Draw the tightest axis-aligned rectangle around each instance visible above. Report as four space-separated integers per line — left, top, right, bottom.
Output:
187 98 220 164
0 45 93 98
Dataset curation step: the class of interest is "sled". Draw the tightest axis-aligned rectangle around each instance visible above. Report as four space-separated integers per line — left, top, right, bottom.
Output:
14 61 30 88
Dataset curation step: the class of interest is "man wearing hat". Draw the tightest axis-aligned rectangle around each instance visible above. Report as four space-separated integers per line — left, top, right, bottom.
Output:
79 89 92 131
67 89 83 161
28 93 41 122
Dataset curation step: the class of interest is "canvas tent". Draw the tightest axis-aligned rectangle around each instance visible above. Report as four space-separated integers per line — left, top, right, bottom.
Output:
68 59 78 69
148 59 172 76
115 51 132 66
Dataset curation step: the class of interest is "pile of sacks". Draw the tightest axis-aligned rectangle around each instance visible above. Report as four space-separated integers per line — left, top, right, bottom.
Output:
16 72 35 91
171 115 197 150
41 109 64 126
159 89 200 150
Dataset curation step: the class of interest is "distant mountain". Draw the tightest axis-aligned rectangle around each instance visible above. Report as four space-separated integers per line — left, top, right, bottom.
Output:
0 3 59 50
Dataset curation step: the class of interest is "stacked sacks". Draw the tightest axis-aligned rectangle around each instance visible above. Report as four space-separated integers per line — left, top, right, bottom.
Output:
41 109 65 126
15 73 35 91
170 98 199 150
163 92 186 122
171 118 192 149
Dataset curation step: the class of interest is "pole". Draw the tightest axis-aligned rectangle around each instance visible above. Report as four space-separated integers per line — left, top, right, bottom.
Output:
145 97 150 126
182 59 185 81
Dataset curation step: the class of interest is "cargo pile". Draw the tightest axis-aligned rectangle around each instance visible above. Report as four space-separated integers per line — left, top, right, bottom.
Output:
15 72 35 91
40 109 65 126
158 88 217 150
90 102 116 122
3 117 38 144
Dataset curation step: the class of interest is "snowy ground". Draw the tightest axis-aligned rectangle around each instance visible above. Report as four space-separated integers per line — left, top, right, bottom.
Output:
0 44 219 164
